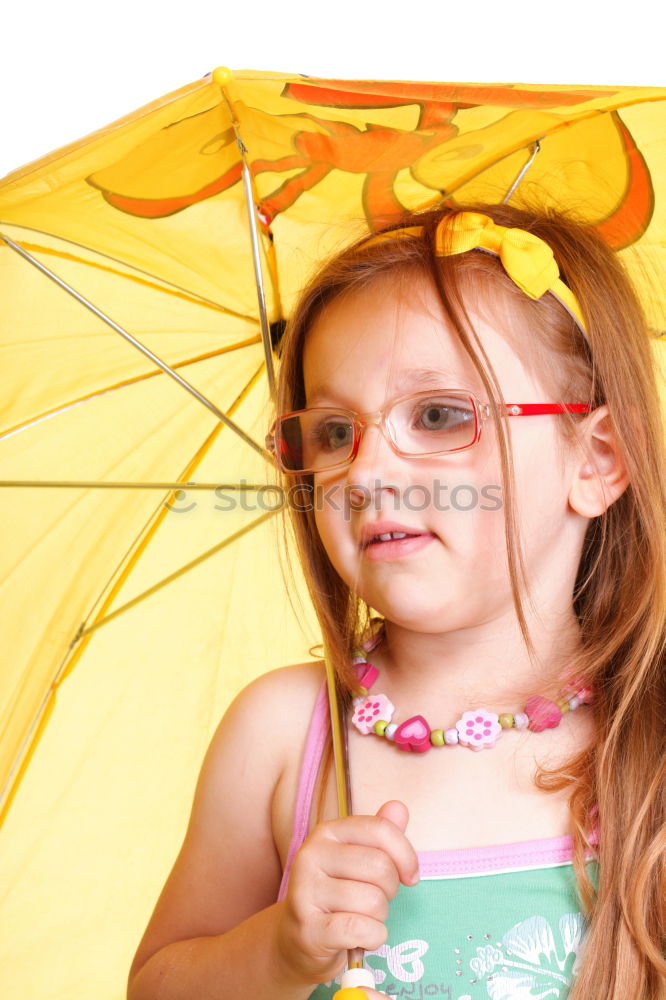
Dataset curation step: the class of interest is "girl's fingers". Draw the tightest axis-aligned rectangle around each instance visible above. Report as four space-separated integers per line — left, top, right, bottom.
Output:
314 844 401 900
375 799 409 832
318 911 389 953
321 814 420 887
314 876 390 923
284 807 419 981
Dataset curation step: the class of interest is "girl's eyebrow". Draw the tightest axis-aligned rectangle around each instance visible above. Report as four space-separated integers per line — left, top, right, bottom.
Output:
392 367 469 391
307 367 470 404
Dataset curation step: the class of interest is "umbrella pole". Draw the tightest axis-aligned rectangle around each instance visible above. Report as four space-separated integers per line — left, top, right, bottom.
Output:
323 646 376 996
213 68 277 407
239 157 277 405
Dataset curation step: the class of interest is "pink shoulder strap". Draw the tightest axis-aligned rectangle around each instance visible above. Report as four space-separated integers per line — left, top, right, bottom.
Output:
277 635 385 901
277 679 330 901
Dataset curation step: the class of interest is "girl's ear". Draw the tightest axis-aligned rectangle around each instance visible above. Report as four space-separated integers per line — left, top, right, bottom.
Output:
568 405 631 517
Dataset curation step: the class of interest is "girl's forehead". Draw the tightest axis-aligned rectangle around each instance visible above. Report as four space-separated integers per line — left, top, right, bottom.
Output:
305 283 473 379
302 278 535 400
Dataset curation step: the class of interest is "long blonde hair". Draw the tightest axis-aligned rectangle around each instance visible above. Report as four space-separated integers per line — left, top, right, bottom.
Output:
275 202 666 998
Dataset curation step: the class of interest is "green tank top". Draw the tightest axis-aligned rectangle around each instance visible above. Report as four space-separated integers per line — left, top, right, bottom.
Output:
307 846 598 998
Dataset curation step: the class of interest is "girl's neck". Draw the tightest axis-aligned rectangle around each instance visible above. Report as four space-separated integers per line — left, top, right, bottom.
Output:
368 613 584 713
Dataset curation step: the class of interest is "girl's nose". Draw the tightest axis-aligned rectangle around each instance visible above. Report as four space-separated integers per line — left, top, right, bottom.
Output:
344 419 404 495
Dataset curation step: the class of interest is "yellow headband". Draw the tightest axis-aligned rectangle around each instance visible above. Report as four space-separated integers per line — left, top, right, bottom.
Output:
366 211 589 342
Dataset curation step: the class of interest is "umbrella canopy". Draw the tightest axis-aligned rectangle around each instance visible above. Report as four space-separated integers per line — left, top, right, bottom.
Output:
1 70 665 1000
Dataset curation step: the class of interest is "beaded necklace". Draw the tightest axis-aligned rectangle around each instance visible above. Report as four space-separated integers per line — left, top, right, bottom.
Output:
350 654 593 753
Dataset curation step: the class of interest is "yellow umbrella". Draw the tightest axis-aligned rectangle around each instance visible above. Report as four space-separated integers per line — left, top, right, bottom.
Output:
1 69 664 999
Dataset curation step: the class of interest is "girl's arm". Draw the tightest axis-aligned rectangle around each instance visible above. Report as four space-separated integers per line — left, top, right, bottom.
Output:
126 666 306 999
126 666 418 1000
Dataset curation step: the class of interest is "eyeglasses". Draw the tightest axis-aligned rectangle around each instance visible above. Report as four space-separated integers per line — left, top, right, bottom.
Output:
266 388 592 474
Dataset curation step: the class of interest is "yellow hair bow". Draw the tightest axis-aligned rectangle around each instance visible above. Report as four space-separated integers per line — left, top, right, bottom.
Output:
436 211 589 339
363 212 589 341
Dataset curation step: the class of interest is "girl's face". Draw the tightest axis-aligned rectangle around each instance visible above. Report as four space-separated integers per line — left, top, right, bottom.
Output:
302 273 584 634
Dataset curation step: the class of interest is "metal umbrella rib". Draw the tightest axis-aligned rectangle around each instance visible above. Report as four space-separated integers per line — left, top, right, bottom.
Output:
0 231 271 460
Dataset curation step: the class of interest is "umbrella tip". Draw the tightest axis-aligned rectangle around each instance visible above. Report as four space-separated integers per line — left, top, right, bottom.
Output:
212 66 233 87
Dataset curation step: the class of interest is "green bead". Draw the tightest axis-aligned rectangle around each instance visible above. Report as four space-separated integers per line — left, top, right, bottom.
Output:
499 713 514 729
374 719 389 736
430 729 445 746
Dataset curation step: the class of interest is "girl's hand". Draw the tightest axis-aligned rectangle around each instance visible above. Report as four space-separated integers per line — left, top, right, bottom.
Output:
275 800 419 988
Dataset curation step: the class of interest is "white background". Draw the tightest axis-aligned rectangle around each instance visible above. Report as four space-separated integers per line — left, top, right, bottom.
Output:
1 0 663 179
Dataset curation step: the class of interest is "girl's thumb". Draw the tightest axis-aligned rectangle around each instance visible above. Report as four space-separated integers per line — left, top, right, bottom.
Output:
376 799 409 832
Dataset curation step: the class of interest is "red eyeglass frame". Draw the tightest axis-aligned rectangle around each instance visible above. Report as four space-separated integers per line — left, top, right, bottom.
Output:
266 389 593 475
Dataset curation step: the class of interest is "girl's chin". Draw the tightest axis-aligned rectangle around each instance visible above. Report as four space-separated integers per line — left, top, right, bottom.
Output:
356 594 471 633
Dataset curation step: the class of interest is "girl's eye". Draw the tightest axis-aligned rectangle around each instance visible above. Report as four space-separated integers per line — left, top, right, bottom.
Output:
414 400 473 432
315 418 354 451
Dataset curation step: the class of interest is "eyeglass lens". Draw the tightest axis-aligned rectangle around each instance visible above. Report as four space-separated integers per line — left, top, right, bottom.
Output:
277 392 477 472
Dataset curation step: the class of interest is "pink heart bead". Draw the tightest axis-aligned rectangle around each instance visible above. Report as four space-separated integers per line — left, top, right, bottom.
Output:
525 695 562 733
394 715 432 753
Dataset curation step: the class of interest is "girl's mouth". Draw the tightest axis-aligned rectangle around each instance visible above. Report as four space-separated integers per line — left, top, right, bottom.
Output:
364 530 417 545
360 528 435 561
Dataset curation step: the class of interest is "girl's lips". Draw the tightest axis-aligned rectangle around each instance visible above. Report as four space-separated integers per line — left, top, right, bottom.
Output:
361 532 435 561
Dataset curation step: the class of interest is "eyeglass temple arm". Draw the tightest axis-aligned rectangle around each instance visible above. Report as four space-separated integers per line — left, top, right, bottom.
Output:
503 403 592 416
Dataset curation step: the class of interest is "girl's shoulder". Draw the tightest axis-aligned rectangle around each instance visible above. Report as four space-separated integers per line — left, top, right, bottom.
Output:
221 658 327 787
228 659 326 734
230 661 329 867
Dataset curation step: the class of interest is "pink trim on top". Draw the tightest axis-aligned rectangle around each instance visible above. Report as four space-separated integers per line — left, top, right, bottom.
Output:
417 832 598 878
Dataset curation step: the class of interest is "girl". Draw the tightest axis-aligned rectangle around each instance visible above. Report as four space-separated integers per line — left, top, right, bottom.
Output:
127 204 666 1000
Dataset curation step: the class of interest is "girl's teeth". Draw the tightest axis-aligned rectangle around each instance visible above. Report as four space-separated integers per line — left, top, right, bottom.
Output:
377 532 408 541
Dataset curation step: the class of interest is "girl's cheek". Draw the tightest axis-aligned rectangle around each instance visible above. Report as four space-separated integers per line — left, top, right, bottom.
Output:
312 480 345 532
